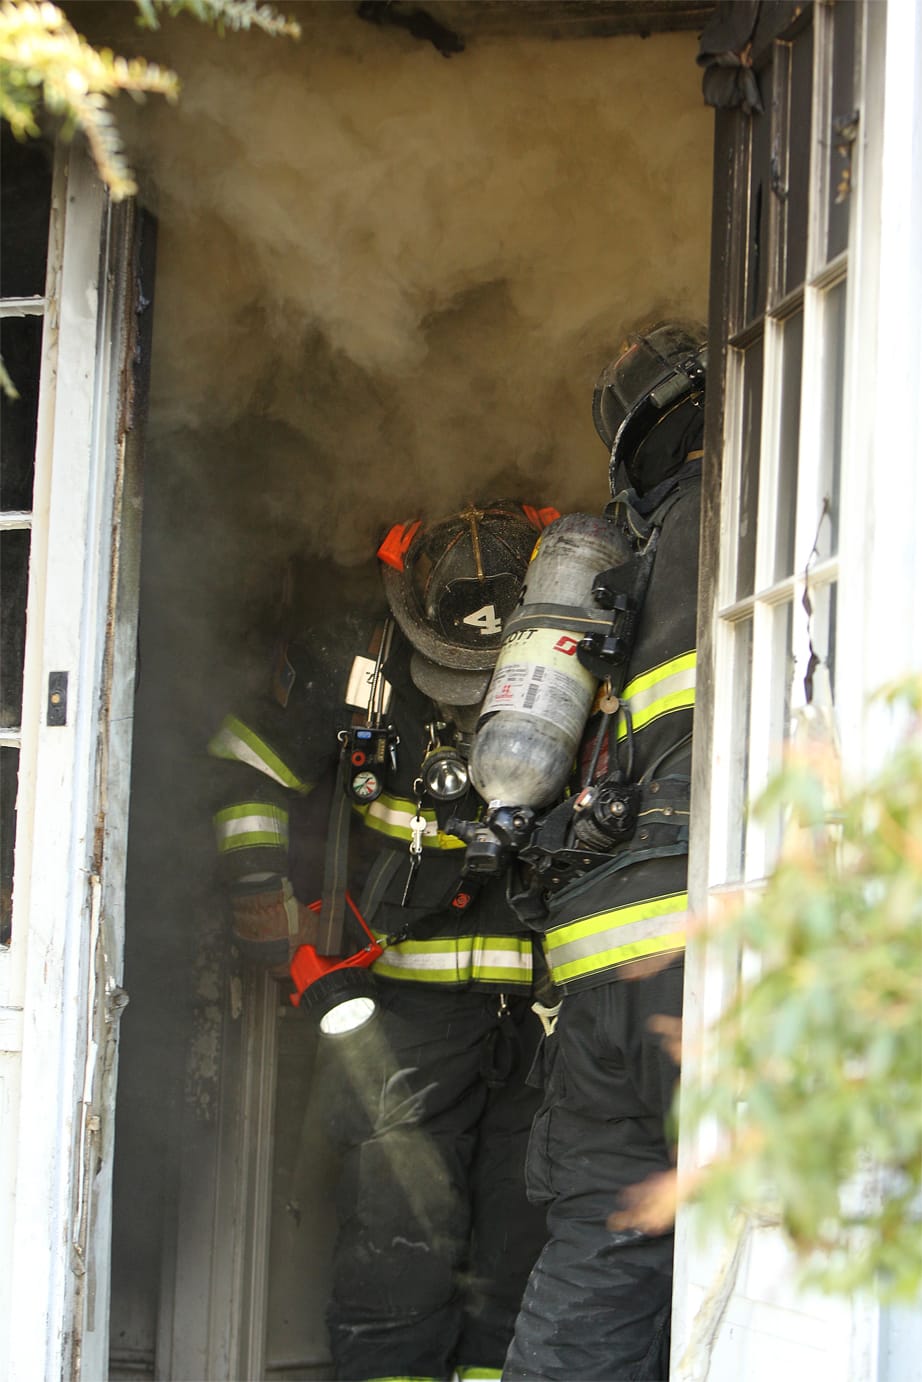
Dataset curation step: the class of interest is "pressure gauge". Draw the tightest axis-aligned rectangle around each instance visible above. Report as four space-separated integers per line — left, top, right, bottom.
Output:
342 725 396 802
350 768 383 802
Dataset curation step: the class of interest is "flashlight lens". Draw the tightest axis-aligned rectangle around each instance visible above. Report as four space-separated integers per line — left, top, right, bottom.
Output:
424 755 469 800
319 995 377 1036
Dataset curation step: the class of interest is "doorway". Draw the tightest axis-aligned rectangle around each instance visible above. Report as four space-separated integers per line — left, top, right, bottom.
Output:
102 5 714 1375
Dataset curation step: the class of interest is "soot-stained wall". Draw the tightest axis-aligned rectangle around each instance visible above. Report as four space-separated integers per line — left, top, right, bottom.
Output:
86 2 713 1370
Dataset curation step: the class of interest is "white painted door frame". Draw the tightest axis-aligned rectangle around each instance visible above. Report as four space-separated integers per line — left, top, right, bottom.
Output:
2 142 147 1381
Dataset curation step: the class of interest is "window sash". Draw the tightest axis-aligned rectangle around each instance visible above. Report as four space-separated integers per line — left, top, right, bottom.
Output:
710 3 852 900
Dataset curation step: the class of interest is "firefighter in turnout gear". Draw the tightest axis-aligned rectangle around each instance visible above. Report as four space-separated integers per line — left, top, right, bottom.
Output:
208 501 557 1382
501 323 706 1382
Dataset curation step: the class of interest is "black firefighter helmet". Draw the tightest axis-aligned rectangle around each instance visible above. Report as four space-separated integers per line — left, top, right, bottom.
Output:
593 320 707 496
378 500 556 705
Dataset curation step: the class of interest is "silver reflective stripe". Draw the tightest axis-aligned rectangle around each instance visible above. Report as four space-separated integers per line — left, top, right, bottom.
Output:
360 794 464 850
213 802 289 854
376 949 467 975
619 653 696 733
207 715 306 790
373 936 533 984
471 941 534 977
547 905 688 974
363 795 438 839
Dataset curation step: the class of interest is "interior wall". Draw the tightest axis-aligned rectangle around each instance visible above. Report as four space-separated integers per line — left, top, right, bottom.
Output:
79 2 714 1373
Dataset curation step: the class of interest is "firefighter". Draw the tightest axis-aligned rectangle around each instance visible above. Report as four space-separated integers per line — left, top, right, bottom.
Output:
207 501 556 1382
501 324 706 1382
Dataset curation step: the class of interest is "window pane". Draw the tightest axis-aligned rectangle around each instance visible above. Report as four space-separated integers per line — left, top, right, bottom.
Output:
817 279 846 559
825 580 838 705
726 618 753 882
774 309 803 580
0 126 52 298
736 336 764 599
803 577 838 710
746 59 774 324
1 315 43 510
796 572 840 713
1 746 18 945
761 599 795 869
780 22 814 297
1 529 30 729
827 0 857 260
772 599 796 748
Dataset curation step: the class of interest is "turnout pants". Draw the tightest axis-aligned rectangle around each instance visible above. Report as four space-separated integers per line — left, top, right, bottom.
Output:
320 983 548 1382
503 957 684 1382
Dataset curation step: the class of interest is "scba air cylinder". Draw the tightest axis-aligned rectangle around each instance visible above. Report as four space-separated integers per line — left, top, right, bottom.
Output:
469 512 633 810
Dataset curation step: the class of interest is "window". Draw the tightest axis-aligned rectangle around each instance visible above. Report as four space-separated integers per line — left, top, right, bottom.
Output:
676 4 922 1371
708 0 856 891
0 128 53 945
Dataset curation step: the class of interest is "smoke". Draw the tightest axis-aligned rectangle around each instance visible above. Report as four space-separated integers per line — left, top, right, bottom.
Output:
93 3 711 570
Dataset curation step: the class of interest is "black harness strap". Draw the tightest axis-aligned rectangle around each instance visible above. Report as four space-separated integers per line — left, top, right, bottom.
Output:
358 849 404 924
318 755 353 954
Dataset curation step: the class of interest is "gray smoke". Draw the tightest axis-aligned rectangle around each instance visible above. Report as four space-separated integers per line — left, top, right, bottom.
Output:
92 2 711 570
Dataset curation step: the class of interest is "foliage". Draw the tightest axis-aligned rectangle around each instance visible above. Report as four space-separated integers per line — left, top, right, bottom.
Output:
1 1 179 200
0 0 299 396
685 680 922 1301
135 0 301 41
0 0 299 201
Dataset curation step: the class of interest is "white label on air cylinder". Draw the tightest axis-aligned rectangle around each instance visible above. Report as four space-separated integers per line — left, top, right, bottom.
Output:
482 626 597 738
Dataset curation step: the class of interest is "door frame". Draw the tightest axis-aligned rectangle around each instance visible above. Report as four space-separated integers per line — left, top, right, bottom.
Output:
3 141 149 1381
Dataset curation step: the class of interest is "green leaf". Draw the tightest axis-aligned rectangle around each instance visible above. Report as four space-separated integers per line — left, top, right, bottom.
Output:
685 677 922 1301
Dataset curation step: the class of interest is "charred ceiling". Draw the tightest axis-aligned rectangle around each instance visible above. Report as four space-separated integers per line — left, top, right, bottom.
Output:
357 2 716 52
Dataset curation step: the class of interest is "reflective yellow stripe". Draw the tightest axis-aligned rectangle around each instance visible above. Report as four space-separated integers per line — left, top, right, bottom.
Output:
545 891 688 984
363 1375 444 1382
207 715 309 792
373 934 533 986
617 651 696 737
358 792 465 850
213 802 289 854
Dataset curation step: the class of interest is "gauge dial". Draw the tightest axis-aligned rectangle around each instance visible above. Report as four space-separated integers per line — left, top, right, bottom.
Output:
350 769 382 801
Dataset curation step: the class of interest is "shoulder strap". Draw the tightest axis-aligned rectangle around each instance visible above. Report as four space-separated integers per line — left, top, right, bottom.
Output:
608 456 702 532
319 620 390 952
317 755 352 953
